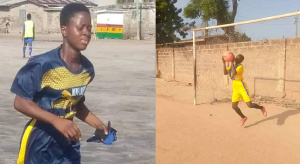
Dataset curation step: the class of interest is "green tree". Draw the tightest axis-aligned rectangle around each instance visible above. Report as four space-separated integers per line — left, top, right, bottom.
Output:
234 31 251 42
156 0 189 44
183 0 238 40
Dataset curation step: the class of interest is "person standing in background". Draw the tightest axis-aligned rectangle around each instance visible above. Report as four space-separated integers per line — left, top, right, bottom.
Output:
22 13 35 58
5 18 10 33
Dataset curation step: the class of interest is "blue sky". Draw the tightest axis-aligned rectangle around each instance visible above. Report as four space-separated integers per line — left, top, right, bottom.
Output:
175 0 300 41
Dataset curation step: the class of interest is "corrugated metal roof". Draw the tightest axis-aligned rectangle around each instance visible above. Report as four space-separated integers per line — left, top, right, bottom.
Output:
30 0 97 6
0 0 26 6
0 0 11 4
0 0 97 7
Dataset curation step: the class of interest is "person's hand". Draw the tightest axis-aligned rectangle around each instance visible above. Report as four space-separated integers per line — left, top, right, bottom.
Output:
231 55 235 64
222 56 226 63
52 118 81 141
96 123 108 135
101 124 108 135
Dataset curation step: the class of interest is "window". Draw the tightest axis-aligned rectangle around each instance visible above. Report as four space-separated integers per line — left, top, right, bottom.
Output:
19 10 26 20
131 10 136 19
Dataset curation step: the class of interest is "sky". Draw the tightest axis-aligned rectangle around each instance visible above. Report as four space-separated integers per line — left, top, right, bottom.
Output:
175 0 300 41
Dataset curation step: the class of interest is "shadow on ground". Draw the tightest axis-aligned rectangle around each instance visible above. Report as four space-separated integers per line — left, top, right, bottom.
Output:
244 109 300 128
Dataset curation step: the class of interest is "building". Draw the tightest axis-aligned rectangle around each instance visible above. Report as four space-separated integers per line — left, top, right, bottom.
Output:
94 0 155 40
90 0 117 6
0 0 97 33
95 9 126 39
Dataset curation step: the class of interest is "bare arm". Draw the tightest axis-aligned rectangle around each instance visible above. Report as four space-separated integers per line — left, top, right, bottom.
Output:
230 56 237 75
21 23 25 40
222 57 228 75
75 102 108 134
33 23 35 40
14 95 81 141
21 29 24 40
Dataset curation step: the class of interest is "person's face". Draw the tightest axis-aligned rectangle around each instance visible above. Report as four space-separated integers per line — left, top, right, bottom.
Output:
62 11 92 51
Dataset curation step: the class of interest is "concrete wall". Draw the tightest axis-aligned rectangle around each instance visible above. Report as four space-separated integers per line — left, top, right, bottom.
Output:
0 2 43 33
46 11 61 33
123 7 155 40
92 0 117 6
156 38 300 104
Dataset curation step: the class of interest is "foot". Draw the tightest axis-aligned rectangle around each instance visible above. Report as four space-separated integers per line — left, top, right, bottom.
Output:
241 117 248 126
261 107 267 117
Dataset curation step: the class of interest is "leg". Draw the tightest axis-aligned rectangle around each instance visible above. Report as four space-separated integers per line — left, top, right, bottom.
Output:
240 81 263 110
23 41 27 58
232 101 248 126
28 42 32 57
232 101 246 118
232 90 245 118
232 89 248 126
240 88 267 117
246 101 267 117
246 101 262 109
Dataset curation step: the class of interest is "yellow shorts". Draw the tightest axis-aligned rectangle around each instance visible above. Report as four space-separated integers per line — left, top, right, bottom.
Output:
232 81 251 103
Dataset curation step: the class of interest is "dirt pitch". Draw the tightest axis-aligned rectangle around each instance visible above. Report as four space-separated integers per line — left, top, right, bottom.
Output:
156 78 300 164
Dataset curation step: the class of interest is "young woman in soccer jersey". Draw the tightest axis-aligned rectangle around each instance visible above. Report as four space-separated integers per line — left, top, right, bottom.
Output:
222 54 267 126
11 3 108 163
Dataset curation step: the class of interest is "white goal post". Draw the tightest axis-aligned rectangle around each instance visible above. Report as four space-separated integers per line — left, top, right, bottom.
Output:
192 11 300 105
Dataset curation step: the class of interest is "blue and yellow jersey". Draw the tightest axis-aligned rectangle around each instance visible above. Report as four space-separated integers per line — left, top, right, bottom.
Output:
226 64 245 91
226 64 244 81
226 64 251 102
10 46 94 163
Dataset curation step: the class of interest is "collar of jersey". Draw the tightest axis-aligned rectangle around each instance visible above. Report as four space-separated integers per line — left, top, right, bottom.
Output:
57 45 84 75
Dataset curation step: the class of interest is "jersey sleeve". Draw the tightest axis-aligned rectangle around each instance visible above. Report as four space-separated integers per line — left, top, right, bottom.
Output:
81 55 95 84
236 65 244 75
89 67 95 83
10 58 43 100
226 66 230 73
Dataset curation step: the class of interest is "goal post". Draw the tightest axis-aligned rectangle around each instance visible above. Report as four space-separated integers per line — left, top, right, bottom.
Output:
192 11 300 105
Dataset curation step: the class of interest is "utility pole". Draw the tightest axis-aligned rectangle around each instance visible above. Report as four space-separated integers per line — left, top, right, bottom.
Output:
204 21 208 37
136 0 141 40
295 9 298 37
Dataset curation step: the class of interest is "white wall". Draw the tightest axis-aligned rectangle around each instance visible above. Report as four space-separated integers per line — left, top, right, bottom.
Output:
97 12 124 25
92 0 117 6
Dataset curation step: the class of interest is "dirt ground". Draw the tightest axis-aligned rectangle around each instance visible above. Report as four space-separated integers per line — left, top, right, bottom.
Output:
156 78 300 164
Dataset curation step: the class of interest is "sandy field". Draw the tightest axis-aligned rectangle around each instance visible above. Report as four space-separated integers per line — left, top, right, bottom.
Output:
156 78 300 164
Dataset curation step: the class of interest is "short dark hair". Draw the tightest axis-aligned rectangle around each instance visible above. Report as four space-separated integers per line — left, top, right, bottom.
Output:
27 14 31 20
238 54 244 59
237 54 244 62
60 3 90 26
